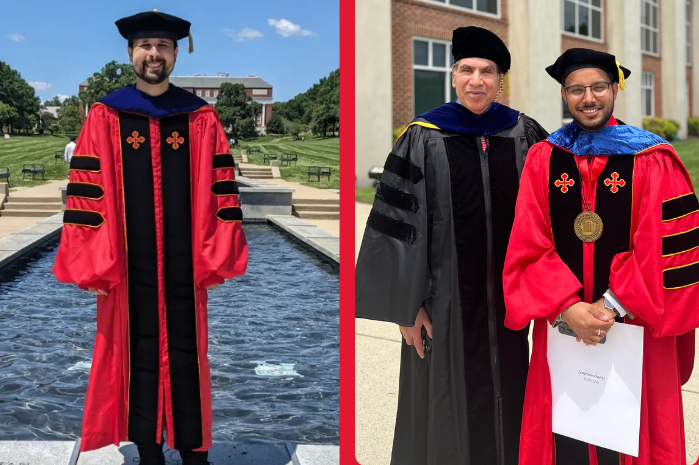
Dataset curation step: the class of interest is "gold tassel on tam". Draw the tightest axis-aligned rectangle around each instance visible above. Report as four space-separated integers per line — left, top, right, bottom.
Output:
616 61 625 90
189 32 194 53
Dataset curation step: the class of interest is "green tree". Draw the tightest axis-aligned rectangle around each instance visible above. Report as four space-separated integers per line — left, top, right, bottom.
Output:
265 114 285 135
215 83 261 138
79 61 136 108
43 96 64 107
234 117 257 138
57 96 83 134
0 60 40 133
0 101 18 133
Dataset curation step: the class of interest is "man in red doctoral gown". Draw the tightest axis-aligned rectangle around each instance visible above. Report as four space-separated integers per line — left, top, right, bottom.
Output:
52 10 248 465
503 48 699 465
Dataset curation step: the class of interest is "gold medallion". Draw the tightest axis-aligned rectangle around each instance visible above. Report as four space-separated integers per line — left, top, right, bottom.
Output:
574 211 603 242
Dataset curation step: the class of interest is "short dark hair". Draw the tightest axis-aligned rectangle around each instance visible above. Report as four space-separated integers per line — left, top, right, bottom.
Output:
70 137 76 142
128 38 177 49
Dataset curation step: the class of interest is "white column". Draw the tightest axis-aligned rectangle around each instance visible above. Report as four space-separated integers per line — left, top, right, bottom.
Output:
509 0 562 134
262 103 266 129
662 0 689 138
606 0 643 127
355 0 392 188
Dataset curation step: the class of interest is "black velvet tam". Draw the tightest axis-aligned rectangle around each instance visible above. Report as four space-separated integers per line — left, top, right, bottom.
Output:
546 48 631 86
116 10 191 42
451 26 510 73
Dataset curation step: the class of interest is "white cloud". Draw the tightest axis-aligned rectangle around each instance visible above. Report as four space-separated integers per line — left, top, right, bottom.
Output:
28 81 51 92
267 19 315 38
56 94 70 102
223 27 264 42
7 33 25 42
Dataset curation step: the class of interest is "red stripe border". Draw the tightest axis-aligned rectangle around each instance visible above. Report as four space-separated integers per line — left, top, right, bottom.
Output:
339 0 356 462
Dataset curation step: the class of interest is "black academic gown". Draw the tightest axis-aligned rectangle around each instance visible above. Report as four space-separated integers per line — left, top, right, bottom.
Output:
355 102 548 465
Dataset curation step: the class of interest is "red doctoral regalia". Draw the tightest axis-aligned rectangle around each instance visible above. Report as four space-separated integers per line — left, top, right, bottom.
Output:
503 117 699 465
53 85 248 452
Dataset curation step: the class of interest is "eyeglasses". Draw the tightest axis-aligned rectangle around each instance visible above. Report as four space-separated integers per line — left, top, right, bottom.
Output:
563 81 612 99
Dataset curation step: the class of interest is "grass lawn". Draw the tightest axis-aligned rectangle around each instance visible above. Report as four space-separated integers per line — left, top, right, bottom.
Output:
238 136 339 189
674 137 699 186
0 135 71 187
355 187 376 204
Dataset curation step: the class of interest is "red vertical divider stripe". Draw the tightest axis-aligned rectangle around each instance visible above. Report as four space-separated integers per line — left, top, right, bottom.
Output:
339 0 357 462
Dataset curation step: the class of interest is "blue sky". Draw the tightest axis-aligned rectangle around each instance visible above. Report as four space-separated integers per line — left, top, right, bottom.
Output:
0 0 338 103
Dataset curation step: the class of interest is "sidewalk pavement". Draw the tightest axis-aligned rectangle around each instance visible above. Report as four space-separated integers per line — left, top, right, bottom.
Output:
354 201 699 465
0 181 66 239
243 177 339 237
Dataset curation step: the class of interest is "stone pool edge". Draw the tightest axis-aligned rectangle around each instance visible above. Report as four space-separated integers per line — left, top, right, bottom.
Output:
0 440 339 465
267 215 340 266
0 213 63 271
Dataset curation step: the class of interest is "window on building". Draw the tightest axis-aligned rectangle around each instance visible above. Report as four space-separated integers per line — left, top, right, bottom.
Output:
687 0 692 65
196 90 202 96
562 0 603 40
413 38 457 117
204 90 209 97
642 71 654 117
214 90 219 97
416 0 498 15
642 0 659 55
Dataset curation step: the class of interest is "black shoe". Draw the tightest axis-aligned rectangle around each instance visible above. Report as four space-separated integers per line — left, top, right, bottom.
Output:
179 449 209 465
136 443 166 465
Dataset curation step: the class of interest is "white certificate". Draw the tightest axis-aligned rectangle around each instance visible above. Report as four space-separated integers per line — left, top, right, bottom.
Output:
547 322 644 457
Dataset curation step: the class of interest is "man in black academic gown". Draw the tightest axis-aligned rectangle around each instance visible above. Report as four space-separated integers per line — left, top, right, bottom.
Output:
355 26 548 465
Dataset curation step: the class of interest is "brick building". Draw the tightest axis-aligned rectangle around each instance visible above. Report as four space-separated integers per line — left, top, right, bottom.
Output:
356 0 698 187
79 74 274 132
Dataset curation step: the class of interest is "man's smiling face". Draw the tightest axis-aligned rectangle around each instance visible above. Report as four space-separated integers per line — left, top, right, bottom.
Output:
561 67 619 132
129 37 178 85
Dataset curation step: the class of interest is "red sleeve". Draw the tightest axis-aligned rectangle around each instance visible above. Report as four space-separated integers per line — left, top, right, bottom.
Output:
609 147 699 337
503 142 582 330
191 108 248 288
52 104 122 291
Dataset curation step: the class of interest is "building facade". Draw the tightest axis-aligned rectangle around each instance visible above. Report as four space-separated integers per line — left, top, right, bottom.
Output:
79 74 274 132
356 0 698 187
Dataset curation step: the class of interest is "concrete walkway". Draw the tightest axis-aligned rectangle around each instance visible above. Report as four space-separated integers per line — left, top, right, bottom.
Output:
243 177 339 237
354 201 699 465
0 440 339 465
0 181 66 239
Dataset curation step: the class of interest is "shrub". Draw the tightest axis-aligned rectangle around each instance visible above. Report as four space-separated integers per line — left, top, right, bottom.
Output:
688 117 699 136
643 117 680 140
393 126 407 145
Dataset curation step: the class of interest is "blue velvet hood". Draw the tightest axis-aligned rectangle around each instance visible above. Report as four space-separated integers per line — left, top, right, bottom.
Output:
416 101 520 136
547 120 670 156
97 84 208 118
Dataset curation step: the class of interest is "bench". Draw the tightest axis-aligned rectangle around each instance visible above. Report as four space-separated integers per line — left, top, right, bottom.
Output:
22 164 46 181
307 166 331 182
246 147 261 155
281 154 298 166
263 153 278 164
55 150 65 163
0 167 9 187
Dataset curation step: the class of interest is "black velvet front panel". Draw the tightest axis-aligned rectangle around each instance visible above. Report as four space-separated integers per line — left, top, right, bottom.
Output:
549 147 584 298
120 112 160 444
160 113 203 450
444 134 528 464
592 156 634 301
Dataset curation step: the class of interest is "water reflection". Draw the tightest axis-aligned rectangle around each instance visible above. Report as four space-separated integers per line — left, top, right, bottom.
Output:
0 224 339 444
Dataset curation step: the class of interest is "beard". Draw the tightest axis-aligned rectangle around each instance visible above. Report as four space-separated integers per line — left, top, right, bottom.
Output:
135 58 172 85
572 99 615 132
